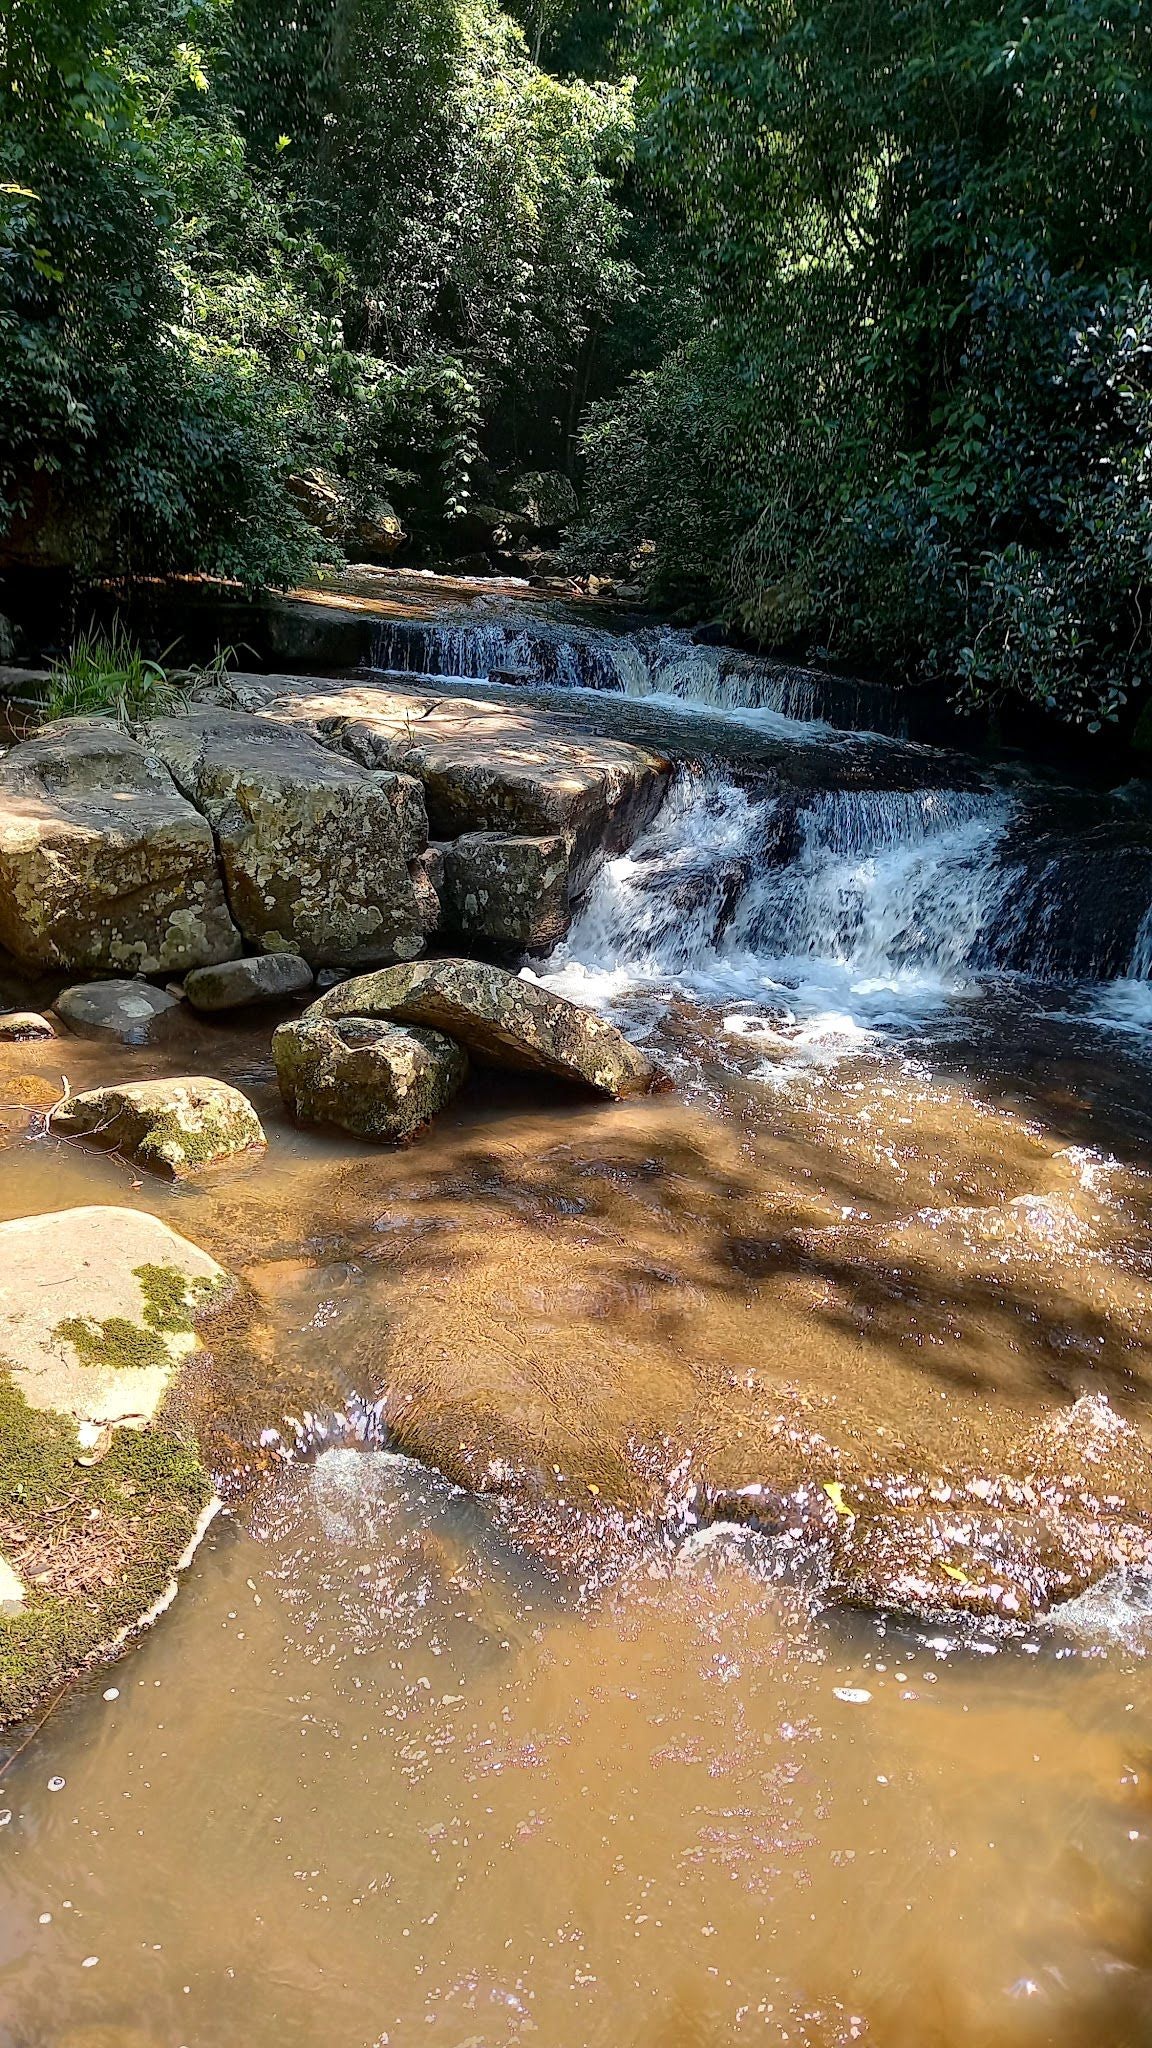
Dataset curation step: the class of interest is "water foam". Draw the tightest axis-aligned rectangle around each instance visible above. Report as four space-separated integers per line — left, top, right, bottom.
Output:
541 771 1018 1048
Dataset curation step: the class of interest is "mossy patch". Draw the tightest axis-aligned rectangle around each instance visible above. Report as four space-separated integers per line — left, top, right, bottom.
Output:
135 1103 264 1174
0 1375 210 1725
54 1314 170 1375
53 1264 225 1371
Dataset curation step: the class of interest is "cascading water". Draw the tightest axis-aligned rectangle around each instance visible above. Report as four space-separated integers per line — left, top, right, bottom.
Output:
543 771 1020 1043
368 615 907 733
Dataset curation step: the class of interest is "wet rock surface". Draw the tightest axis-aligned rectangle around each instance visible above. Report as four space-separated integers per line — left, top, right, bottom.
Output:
274 1013 469 1143
50 1076 267 1178
0 719 241 973
0 1010 56 1041
312 956 662 1098
148 709 427 968
55 979 182 1044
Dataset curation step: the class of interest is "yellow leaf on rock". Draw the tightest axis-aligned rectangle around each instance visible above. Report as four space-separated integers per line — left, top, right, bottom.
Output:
823 1481 854 1518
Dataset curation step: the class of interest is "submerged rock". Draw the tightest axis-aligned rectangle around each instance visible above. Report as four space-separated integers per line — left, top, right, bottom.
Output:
311 957 661 1099
707 1397 1152 1626
274 1013 469 1143
50 1076 266 1178
184 953 314 1012
0 719 241 973
442 832 572 952
148 709 427 968
55 979 182 1045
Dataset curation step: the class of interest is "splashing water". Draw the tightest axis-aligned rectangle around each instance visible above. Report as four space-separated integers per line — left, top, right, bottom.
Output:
542 771 1018 1045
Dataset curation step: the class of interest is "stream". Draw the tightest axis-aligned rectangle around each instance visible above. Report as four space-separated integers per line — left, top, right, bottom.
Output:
3 595 1152 2045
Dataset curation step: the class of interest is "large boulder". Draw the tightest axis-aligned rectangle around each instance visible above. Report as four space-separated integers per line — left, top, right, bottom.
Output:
508 470 579 533
0 719 241 973
50 1077 267 1179
147 709 427 968
259 684 670 900
274 1013 469 1142
442 832 571 953
184 953 314 1013
311 958 661 1099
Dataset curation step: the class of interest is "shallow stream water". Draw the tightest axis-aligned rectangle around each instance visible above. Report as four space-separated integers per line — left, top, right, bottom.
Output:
4 596 1152 2043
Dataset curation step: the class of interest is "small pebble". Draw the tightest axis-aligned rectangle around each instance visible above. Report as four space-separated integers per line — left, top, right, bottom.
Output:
47 1777 65 1793
0 1811 10 1827
103 1689 119 1703
81 1955 99 1968
833 1687 872 1705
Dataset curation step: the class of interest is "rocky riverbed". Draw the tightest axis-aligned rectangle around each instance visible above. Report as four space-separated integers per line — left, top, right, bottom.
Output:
3 625 1152 1730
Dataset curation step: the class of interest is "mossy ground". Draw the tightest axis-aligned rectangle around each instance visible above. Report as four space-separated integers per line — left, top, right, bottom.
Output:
0 1378 211 1726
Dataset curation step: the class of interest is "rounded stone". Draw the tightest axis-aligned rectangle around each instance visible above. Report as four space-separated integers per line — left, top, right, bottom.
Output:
54 980 182 1045
184 953 314 1013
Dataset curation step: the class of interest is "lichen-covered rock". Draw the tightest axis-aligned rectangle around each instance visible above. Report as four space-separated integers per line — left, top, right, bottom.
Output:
261 685 670 899
0 719 241 972
184 953 314 1012
274 1013 468 1142
50 1077 267 1179
442 832 572 952
409 848 443 937
55 979 182 1044
147 709 427 968
0 1010 56 1042
311 958 661 1099
508 469 579 532
0 1207 241 1722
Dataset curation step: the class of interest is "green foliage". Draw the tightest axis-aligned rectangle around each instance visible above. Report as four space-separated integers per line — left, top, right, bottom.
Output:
577 0 1152 725
42 622 189 722
1 0 638 582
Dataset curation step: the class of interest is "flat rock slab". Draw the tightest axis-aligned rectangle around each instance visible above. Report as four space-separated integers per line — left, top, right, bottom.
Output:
0 1207 228 1429
0 1011 56 1042
50 1077 267 1178
311 958 661 1099
55 979 181 1044
255 683 671 897
275 1014 469 1142
184 953 314 1012
148 710 427 968
0 719 241 972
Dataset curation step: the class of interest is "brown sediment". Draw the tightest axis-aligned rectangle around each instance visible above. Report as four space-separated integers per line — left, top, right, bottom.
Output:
4 991 1152 1623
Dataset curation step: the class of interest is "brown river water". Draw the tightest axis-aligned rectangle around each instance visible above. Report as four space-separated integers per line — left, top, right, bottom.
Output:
5 601 1152 2046
2 971 1152 2046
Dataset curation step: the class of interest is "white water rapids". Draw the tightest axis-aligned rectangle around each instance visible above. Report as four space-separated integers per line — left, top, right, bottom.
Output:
541 773 1021 1050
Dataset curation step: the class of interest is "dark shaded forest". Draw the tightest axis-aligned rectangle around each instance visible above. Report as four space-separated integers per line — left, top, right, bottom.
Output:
4 0 1152 727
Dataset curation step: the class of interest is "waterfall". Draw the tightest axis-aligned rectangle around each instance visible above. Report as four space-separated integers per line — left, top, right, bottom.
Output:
368 616 907 734
543 771 1018 1037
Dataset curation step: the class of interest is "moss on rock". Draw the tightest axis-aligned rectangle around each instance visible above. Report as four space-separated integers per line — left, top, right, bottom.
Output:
0 1376 211 1724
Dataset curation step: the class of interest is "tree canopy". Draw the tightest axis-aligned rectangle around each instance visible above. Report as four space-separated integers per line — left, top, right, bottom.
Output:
4 0 1152 726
